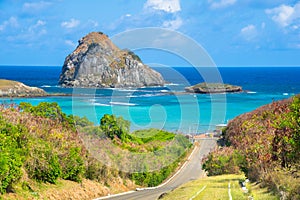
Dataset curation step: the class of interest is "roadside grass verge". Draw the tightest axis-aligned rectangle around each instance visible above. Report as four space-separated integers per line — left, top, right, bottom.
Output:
162 174 279 200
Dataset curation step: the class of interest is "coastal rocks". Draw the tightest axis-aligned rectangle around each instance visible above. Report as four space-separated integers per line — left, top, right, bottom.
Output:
58 32 165 88
185 83 242 94
0 79 47 97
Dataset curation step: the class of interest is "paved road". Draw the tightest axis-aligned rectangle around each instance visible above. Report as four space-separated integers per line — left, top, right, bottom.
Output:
96 138 217 200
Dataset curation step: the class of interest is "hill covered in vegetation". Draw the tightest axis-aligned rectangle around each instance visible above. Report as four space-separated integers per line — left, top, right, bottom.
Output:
202 95 300 199
0 102 191 199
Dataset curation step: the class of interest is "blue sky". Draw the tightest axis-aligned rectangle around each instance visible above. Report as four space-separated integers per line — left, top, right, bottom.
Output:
0 0 300 66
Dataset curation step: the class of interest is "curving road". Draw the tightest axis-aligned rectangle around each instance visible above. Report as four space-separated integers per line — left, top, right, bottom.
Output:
95 138 217 200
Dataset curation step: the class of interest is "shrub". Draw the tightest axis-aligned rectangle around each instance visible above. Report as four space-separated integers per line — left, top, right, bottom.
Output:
100 114 130 141
0 117 26 194
0 148 23 194
25 141 61 184
202 147 246 176
61 147 85 182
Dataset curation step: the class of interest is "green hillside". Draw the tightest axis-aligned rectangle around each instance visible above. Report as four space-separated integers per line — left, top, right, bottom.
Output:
0 102 191 199
202 95 300 199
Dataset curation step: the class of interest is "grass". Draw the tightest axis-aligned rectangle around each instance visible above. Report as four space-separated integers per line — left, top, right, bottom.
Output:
131 128 175 143
162 174 279 200
0 79 18 89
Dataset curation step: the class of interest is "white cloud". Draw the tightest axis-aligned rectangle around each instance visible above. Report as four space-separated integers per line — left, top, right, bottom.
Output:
144 0 181 13
241 24 258 41
162 17 183 30
0 17 18 31
209 0 237 9
265 2 300 27
88 20 99 28
61 18 80 29
29 20 46 33
34 20 46 27
22 1 52 12
65 40 76 47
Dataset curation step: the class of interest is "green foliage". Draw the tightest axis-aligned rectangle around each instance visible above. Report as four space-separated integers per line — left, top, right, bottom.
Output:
25 141 61 184
0 116 26 194
72 115 94 127
278 96 300 165
208 95 300 198
19 102 93 131
130 163 175 187
125 49 142 62
202 147 246 176
20 102 64 121
0 102 92 189
132 129 175 143
130 150 188 187
0 103 192 196
100 114 130 141
61 147 85 182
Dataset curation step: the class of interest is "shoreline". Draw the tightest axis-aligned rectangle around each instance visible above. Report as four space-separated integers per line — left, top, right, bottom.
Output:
0 93 72 99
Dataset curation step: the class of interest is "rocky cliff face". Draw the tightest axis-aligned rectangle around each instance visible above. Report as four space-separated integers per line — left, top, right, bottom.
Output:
58 32 165 88
0 79 47 97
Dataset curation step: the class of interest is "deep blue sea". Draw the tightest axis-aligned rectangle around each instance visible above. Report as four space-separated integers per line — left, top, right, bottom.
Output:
1 66 299 133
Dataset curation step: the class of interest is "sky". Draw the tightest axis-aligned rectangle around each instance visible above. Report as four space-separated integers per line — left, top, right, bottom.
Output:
0 0 300 67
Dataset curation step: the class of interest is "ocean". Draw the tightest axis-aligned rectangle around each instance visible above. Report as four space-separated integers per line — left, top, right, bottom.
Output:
0 66 299 133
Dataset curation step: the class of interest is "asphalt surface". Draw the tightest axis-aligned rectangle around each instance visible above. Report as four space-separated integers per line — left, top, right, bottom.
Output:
96 138 217 200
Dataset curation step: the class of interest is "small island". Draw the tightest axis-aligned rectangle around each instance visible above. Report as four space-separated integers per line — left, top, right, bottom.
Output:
0 79 47 97
185 82 242 94
58 32 165 88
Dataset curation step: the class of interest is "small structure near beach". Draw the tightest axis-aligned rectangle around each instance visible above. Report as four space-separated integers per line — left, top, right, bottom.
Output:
185 82 242 94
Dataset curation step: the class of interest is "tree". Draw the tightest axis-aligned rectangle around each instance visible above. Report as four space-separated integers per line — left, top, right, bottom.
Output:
100 114 130 141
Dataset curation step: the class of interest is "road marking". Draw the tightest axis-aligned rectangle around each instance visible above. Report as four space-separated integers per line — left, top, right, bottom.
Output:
189 185 207 200
94 190 135 200
228 182 232 200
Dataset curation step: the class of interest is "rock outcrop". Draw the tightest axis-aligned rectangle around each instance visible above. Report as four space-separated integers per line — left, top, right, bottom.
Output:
58 32 165 88
0 79 47 97
185 82 242 94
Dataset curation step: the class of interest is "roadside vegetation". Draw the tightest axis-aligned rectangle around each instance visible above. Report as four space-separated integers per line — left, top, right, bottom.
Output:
0 102 191 199
162 174 279 200
202 95 300 200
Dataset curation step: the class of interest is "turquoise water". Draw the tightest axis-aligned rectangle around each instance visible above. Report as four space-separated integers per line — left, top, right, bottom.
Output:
1 66 299 133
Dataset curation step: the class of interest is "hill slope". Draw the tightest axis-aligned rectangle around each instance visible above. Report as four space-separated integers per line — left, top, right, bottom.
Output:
202 95 300 199
0 102 190 199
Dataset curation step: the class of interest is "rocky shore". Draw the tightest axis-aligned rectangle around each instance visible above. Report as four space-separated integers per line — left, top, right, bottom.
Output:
59 32 165 88
0 79 47 97
185 82 242 94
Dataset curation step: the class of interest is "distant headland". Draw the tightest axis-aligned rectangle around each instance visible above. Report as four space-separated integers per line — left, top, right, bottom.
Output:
0 79 47 97
58 32 165 88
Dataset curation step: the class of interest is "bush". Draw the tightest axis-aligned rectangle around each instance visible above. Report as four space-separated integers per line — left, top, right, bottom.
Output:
61 147 85 182
100 114 130 140
20 102 64 121
0 117 26 194
202 147 246 176
0 148 23 194
25 141 61 184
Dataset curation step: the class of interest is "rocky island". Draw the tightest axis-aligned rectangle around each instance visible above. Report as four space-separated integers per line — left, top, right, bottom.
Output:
0 79 47 97
58 32 165 88
185 82 242 94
